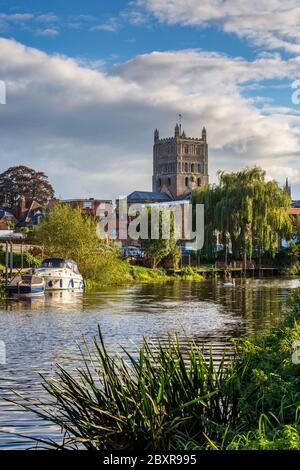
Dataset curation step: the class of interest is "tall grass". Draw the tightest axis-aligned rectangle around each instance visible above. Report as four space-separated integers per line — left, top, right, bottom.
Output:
13 331 244 450
10 289 300 450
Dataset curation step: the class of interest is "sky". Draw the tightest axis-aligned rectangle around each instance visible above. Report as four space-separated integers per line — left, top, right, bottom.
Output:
0 0 300 199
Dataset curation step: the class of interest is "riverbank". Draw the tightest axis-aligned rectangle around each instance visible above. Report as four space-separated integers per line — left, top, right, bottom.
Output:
12 287 300 450
85 265 205 289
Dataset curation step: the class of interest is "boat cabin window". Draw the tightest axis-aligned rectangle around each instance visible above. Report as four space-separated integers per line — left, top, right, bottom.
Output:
66 261 80 273
41 259 80 273
41 260 66 268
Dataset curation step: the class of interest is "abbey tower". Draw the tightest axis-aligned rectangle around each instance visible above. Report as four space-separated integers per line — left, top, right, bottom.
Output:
152 123 209 199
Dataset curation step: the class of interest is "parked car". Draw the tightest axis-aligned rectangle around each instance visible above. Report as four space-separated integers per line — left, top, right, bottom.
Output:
123 246 145 258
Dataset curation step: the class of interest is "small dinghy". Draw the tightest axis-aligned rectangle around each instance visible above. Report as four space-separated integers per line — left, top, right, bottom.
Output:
8 275 45 297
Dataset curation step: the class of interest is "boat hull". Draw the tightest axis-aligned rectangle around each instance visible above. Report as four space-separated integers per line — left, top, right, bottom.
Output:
43 276 85 291
8 285 45 296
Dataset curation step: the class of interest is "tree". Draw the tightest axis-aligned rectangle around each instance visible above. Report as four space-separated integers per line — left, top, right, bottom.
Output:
0 165 54 208
142 207 180 269
34 204 130 283
277 241 300 275
291 215 300 243
192 166 292 261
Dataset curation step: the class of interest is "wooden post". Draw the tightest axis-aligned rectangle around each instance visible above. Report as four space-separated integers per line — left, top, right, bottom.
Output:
5 241 9 288
9 242 13 278
21 242 24 270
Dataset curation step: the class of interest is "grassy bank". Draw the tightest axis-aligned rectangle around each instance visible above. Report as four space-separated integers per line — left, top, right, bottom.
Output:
12 289 300 450
85 265 205 289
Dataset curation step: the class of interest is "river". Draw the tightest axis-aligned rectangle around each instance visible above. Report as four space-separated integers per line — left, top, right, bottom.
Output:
0 277 300 449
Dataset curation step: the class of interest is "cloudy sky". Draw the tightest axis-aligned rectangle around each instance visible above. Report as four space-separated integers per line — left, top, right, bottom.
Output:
0 0 300 199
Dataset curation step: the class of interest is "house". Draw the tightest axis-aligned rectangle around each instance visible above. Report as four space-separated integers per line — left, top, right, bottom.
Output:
48 198 112 220
0 208 16 230
15 198 44 228
116 190 191 247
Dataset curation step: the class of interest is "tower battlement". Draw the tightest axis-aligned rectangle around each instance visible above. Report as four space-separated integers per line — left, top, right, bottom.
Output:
152 123 209 198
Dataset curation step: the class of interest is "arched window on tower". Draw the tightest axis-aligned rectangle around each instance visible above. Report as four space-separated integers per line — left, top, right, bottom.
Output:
158 178 162 187
185 162 188 172
167 177 171 186
185 145 189 154
191 163 195 173
197 177 201 186
185 177 189 187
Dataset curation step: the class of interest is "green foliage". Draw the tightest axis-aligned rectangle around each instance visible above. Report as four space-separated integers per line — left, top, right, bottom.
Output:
276 241 300 275
193 166 292 260
34 203 131 285
0 283 7 299
179 266 204 281
0 249 41 268
0 165 54 208
142 208 181 269
14 332 242 450
160 241 181 270
226 412 300 450
292 215 300 242
129 265 170 282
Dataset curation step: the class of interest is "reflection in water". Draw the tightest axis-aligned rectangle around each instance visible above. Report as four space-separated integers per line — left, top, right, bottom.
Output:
0 277 299 449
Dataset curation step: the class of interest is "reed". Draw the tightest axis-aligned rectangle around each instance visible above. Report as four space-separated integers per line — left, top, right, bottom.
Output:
10 290 300 450
13 330 244 450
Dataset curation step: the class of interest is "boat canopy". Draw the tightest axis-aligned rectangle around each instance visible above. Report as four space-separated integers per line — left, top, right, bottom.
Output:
40 258 80 272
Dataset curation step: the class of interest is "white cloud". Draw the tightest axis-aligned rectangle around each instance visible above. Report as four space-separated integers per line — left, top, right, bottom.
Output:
91 17 120 33
136 0 300 53
0 38 300 199
37 28 59 37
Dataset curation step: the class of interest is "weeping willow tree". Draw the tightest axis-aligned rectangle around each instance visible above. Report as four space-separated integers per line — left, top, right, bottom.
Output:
192 167 292 261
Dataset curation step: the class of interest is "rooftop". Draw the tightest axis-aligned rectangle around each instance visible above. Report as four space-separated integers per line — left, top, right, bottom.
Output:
127 191 172 202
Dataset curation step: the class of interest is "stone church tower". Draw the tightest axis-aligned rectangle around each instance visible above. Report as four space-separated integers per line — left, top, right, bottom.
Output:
152 123 209 199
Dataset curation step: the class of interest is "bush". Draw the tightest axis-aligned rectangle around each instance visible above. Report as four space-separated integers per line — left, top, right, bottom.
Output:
179 266 204 281
129 266 170 282
0 248 41 268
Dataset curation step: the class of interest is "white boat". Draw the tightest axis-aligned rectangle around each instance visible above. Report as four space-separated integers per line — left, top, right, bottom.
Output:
35 258 85 291
8 275 45 297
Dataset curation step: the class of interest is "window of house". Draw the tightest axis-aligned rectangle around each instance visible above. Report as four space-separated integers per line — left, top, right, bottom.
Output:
83 201 92 209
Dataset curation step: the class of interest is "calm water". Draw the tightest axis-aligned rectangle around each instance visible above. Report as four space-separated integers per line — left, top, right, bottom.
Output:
0 277 300 449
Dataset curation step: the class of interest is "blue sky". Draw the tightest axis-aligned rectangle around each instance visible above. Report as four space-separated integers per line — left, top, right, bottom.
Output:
0 1 254 57
0 0 300 198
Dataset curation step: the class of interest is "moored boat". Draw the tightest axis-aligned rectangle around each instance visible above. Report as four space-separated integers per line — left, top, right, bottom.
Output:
8 275 45 297
35 258 85 291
